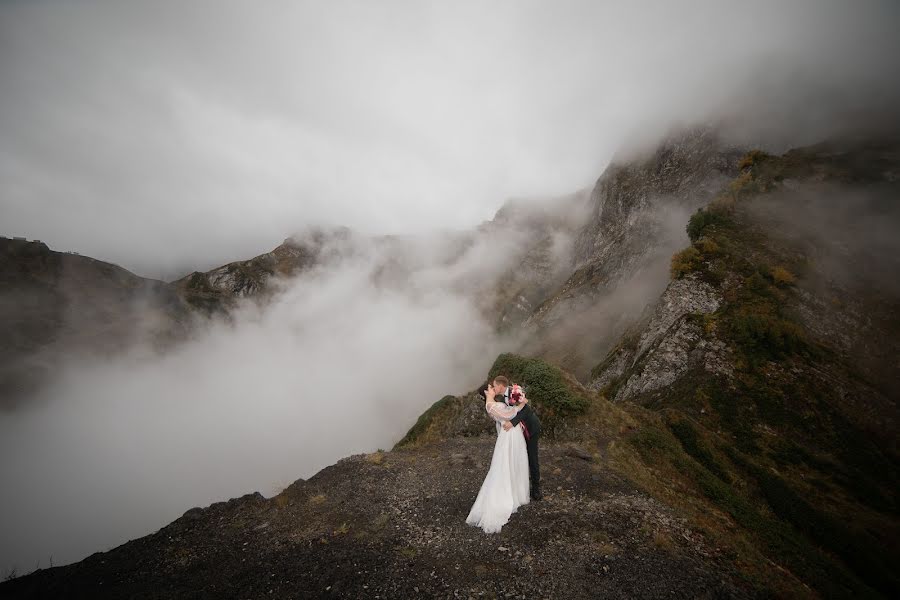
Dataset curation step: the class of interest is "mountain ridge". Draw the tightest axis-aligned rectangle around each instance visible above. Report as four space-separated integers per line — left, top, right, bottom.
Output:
3 131 898 598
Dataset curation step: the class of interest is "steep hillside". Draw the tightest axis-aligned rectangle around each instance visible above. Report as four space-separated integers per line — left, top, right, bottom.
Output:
519 128 747 379
587 137 900 597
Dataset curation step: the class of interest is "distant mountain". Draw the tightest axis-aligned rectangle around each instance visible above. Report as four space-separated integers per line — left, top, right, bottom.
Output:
0 237 191 409
170 226 355 315
0 226 352 409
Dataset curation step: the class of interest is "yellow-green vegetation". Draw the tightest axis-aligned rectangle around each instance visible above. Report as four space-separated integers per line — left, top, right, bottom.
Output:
728 171 754 198
738 149 771 171
696 237 719 255
365 451 385 465
670 246 701 278
686 205 732 242
652 530 674 551
771 265 796 286
333 522 350 536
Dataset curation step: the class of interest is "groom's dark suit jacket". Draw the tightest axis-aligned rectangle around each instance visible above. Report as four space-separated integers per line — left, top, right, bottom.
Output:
502 387 542 437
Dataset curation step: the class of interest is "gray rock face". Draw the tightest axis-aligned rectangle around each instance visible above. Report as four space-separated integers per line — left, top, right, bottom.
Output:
632 274 721 362
589 346 632 391
588 273 730 403
446 394 499 437
518 128 744 378
573 128 743 269
615 316 704 400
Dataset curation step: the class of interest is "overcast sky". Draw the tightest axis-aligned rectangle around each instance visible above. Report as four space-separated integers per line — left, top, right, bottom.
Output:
2 0 899 279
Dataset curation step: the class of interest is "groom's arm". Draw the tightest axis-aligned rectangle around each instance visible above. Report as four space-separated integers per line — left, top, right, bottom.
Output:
503 399 528 429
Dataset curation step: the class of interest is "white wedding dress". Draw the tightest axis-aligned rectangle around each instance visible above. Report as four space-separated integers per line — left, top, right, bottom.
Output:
465 401 531 533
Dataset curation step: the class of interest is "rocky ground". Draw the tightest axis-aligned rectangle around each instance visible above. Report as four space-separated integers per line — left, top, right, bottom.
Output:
1 437 759 599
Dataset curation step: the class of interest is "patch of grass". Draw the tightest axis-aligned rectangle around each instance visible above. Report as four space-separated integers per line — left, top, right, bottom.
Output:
628 424 680 457
366 451 385 465
726 447 897 596
652 530 675 551
667 417 731 482
333 522 350 536
670 435 874 597
309 494 326 505
771 440 833 472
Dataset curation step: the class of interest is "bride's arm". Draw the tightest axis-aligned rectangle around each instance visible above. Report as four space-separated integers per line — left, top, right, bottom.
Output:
486 401 524 422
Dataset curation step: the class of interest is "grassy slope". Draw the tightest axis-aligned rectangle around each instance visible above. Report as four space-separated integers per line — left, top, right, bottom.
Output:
614 142 899 598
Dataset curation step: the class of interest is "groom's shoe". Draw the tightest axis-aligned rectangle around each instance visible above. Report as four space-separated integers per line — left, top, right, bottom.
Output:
530 488 543 501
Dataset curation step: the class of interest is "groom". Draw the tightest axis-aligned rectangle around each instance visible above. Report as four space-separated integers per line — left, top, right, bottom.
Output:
491 375 543 500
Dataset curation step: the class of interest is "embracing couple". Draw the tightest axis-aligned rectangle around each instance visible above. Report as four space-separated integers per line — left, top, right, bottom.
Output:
465 375 542 534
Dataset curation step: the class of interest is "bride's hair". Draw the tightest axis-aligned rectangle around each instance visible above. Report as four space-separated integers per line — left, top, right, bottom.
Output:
477 382 490 400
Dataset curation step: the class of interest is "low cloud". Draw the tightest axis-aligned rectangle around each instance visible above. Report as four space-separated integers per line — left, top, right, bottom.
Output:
2 1 899 278
0 219 571 572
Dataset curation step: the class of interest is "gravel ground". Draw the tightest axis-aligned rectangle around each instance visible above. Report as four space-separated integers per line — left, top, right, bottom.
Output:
1 437 762 599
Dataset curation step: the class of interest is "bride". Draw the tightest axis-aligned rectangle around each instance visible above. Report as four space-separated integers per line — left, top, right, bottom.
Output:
465 379 531 533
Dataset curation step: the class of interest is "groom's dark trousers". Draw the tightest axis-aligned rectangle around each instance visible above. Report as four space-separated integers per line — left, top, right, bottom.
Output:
508 403 542 496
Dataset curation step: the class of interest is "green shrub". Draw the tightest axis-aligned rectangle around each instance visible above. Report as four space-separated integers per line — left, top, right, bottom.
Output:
727 305 807 366
488 353 590 433
687 208 731 242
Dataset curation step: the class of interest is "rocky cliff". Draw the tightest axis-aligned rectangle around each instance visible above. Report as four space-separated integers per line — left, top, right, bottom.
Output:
517 128 746 379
